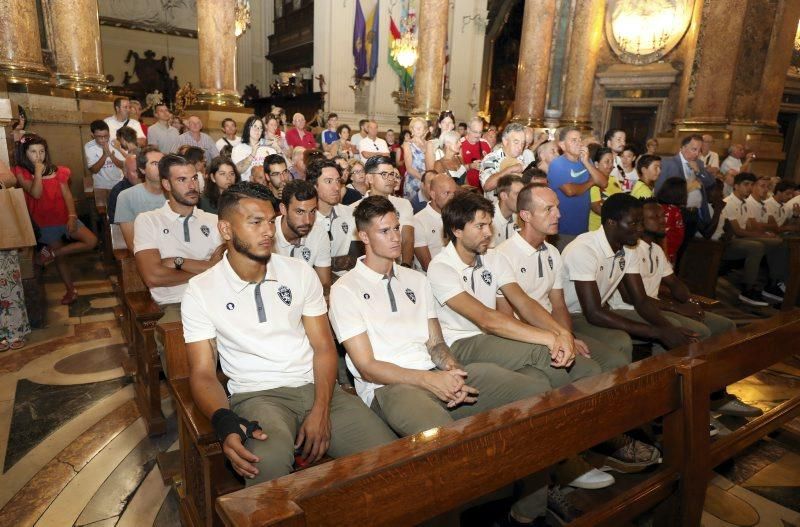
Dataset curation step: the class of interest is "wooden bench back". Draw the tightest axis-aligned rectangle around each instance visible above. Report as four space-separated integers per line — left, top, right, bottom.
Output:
158 320 190 381
120 256 147 294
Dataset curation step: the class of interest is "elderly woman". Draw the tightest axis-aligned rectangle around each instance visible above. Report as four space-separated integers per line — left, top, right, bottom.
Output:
434 131 467 185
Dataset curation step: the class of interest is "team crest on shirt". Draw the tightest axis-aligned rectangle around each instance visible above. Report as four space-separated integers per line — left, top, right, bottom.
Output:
277 286 292 306
341 223 349 234
481 269 493 285
201 225 210 237
405 288 416 304
548 255 553 270
301 247 311 261
619 257 626 271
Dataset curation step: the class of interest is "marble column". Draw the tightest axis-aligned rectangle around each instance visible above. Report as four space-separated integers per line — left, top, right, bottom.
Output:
196 0 241 106
0 0 52 84
560 0 605 130
44 0 107 91
412 0 449 120
512 0 557 127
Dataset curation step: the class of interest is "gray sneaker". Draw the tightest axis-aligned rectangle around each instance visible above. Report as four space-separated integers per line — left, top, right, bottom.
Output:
547 487 583 526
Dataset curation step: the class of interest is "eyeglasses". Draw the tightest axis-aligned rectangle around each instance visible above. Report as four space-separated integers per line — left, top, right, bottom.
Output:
269 169 290 177
372 171 397 181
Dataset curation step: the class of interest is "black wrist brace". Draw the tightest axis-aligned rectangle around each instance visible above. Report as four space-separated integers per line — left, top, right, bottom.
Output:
211 408 262 444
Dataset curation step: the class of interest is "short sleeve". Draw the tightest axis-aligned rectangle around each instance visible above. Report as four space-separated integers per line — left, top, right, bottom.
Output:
491 251 516 288
590 186 600 202
427 261 466 306
114 188 135 224
397 199 413 227
181 283 217 343
131 120 146 139
313 230 332 268
84 143 101 168
479 158 496 186
552 250 564 290
302 265 328 317
231 144 251 165
563 245 599 282
413 214 429 248
328 284 367 343
132 213 158 254
57 166 71 184
423 280 438 319
624 249 640 274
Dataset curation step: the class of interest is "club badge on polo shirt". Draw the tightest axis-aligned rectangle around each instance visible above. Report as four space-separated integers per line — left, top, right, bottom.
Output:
201 225 210 237
548 255 553 270
619 257 625 271
481 269 492 285
277 286 292 306
341 223 348 234
405 288 416 304
302 247 311 262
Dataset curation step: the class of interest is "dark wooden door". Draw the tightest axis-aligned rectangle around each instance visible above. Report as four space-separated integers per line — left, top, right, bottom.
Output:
609 106 658 152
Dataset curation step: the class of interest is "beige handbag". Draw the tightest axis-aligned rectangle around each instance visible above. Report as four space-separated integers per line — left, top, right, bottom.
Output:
0 185 37 249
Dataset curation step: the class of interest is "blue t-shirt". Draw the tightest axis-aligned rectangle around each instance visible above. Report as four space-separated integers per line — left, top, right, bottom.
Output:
548 155 591 235
321 130 339 145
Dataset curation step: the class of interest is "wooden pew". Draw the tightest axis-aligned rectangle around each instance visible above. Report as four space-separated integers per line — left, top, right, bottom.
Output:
677 238 725 298
215 313 800 527
120 257 166 436
780 237 800 311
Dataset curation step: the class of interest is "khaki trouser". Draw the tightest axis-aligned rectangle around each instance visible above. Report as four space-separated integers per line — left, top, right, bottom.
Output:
154 302 182 376
449 333 602 390
662 310 736 340
570 313 633 369
231 383 397 485
722 239 764 288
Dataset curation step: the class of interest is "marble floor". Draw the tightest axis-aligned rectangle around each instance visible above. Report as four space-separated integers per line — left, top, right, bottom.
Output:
0 252 798 527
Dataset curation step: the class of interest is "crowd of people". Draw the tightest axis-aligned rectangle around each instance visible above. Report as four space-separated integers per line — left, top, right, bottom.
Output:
2 96 798 525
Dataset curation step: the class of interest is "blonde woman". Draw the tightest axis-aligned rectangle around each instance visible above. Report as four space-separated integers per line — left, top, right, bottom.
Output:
402 117 428 199
434 131 467 185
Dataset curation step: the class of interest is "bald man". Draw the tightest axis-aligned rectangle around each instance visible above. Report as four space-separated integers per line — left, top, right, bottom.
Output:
720 143 756 196
413 173 458 271
286 112 318 150
700 134 720 178
177 115 219 164
107 154 141 224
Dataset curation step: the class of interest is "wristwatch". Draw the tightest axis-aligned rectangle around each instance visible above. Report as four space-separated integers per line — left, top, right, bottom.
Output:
174 256 184 271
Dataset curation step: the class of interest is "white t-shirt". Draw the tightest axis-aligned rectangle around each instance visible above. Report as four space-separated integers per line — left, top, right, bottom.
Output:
702 151 720 169
608 239 672 310
561 227 640 314
181 253 326 394
84 139 125 190
329 259 437 406
490 205 518 248
427 243 516 346
712 194 747 241
413 204 446 265
132 202 222 304
231 142 276 182
495 233 562 313
358 137 389 158
216 136 242 151
274 215 332 269
104 115 146 140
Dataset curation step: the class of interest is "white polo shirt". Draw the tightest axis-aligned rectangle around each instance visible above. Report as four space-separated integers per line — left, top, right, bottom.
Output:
317 204 355 258
358 137 389 158
350 193 414 228
712 194 747 241
495 233 562 313
181 253 326 394
104 115 146 140
427 243 516 346
133 202 222 305
413 203 446 262
329 259 437 406
608 239 672 310
765 196 789 226
490 205 518 248
746 195 770 224
84 140 125 190
274 215 332 269
561 227 640 314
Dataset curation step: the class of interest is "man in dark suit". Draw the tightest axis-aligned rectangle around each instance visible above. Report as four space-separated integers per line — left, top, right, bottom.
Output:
655 134 716 245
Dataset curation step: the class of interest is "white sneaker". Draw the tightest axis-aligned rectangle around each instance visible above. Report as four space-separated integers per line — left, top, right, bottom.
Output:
568 467 615 490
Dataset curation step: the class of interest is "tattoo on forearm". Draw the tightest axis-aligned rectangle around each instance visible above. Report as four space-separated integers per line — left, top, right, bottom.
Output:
429 342 458 370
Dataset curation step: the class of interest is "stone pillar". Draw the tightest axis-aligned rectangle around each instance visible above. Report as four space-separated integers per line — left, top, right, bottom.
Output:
412 0 449 120
196 0 241 106
512 0 557 127
0 0 51 84
560 0 605 130
44 0 107 91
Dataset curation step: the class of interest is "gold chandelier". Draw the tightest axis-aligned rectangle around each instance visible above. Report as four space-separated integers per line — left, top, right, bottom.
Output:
391 31 418 69
234 0 251 37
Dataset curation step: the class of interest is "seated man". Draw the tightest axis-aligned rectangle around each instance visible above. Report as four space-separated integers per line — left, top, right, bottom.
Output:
427 191 601 390
765 180 800 232
115 146 166 250
107 155 140 225
274 179 332 292
181 182 396 485
413 173 458 271
330 195 552 525
306 159 360 277
563 193 698 362
263 154 291 201
496 183 627 372
133 154 224 366
491 174 524 247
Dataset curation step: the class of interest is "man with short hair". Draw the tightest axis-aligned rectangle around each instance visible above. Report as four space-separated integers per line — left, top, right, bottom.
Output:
330 195 551 524
479 122 527 198
107 155 140 224
275 179 332 292
720 143 755 196
85 120 125 204
216 118 241 152
115 147 166 250
285 112 318 150
413 173 458 271
128 99 147 137
178 115 219 164
116 126 140 157
700 134 720 178
766 180 800 231
460 117 491 188
358 121 390 159
352 156 415 267
563 193 698 362
320 113 339 149
534 140 559 174
548 127 609 249
491 174 524 247
181 181 396 485
263 154 291 201
105 97 146 147
306 159 359 277
410 169 436 214
290 147 306 180
134 154 224 367
351 119 369 153
427 191 601 390
746 175 779 231
147 103 180 154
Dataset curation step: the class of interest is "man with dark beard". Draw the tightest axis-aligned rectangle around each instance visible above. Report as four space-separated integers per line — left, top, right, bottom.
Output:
180 182 396 485
133 154 225 370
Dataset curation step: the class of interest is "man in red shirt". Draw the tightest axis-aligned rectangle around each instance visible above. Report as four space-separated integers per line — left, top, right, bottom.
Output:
285 112 318 150
460 117 491 189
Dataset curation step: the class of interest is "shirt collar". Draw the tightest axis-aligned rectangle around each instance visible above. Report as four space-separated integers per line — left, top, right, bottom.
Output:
221 252 277 294
510 231 542 257
594 226 618 259
423 202 441 218
354 257 399 284
275 215 306 249
442 241 479 272
159 201 196 223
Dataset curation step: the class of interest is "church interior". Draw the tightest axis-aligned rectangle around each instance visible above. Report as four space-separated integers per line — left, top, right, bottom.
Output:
1 1 800 526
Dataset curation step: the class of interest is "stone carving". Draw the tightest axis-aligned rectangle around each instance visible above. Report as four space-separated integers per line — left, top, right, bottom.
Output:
99 0 198 38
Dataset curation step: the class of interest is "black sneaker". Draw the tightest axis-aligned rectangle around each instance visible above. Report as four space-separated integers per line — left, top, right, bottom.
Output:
738 288 769 307
762 284 785 302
